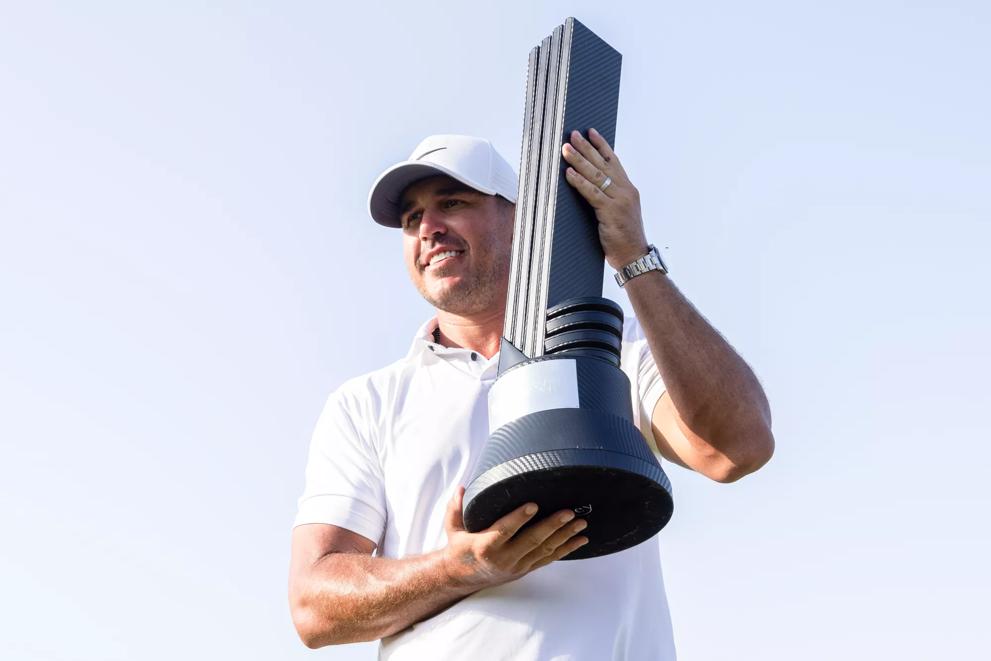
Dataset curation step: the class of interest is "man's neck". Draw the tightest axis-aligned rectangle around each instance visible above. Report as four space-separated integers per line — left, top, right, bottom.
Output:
434 308 504 359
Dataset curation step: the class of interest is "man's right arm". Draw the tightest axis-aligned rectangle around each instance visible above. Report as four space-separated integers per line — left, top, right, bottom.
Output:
288 487 589 648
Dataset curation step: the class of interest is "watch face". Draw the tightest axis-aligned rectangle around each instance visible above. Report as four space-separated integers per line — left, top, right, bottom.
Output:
648 246 667 273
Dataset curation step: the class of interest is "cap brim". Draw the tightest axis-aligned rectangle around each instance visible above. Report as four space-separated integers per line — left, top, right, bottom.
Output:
367 161 498 228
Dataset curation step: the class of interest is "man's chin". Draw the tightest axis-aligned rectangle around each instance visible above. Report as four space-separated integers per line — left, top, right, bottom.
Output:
418 281 490 315
423 286 467 310
422 277 463 301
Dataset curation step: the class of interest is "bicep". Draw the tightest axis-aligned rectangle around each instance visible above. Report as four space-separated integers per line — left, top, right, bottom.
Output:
291 523 377 571
288 524 379 646
289 524 377 602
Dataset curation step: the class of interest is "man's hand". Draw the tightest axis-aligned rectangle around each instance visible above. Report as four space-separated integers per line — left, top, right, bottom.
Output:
562 127 649 270
441 487 589 589
562 131 775 483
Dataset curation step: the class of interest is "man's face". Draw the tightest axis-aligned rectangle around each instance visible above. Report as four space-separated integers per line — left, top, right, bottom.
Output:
399 175 515 316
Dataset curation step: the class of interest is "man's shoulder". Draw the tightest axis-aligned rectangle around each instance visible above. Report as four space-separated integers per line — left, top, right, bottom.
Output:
328 353 420 411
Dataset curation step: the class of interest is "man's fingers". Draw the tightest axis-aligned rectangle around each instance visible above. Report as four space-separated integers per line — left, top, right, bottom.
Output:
569 129 610 171
587 127 619 167
527 534 590 572
483 501 540 545
516 518 588 571
444 486 466 533
562 143 612 197
565 167 609 207
504 509 581 561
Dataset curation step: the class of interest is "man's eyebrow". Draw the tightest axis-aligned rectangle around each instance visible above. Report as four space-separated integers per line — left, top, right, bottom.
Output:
399 185 480 216
435 184 480 197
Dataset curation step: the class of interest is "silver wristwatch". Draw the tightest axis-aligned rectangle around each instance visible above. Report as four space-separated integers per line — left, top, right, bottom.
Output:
614 244 668 287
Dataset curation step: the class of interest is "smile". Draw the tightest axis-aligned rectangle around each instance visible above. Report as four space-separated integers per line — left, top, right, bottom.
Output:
427 250 464 267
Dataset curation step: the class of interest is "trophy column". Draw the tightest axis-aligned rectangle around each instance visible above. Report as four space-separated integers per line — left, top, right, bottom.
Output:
462 17 674 560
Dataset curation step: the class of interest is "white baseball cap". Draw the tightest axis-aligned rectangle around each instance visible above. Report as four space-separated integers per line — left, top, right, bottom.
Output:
368 134 519 227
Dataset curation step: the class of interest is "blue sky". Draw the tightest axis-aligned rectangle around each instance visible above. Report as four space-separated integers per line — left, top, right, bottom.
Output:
1 1 988 659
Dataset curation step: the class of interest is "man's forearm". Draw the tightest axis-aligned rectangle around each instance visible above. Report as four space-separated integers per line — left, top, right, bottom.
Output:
293 549 475 647
557 127 772 475
625 270 773 462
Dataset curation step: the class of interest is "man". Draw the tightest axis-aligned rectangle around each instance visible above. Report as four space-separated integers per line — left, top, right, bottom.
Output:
289 133 774 659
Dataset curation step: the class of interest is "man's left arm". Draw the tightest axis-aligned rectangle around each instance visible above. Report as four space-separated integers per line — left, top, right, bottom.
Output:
563 128 774 483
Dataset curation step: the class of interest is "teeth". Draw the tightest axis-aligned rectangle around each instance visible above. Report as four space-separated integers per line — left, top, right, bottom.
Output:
429 250 461 266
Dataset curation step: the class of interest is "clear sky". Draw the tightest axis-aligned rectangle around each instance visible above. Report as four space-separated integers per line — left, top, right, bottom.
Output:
1 1 988 659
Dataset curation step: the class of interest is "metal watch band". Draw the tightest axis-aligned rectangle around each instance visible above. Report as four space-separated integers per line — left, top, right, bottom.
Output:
614 244 667 287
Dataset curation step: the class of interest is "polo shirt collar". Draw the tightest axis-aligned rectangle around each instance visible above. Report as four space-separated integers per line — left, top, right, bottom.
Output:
406 317 500 379
406 317 441 359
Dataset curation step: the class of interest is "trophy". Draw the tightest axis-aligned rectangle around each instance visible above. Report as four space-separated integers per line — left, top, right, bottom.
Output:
462 18 674 559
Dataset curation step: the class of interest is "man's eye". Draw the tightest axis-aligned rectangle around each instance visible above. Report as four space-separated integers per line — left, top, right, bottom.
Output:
443 199 463 209
404 211 422 228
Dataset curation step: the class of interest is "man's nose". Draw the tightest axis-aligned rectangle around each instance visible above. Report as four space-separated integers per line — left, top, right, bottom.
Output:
418 207 447 240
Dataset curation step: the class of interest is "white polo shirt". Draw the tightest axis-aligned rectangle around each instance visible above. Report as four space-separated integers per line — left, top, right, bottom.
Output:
294 316 676 660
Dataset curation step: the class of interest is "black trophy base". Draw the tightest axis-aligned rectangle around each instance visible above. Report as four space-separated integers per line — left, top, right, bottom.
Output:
462 447 674 560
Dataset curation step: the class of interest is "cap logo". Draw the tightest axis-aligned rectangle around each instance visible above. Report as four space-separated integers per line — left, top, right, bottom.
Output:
416 147 447 160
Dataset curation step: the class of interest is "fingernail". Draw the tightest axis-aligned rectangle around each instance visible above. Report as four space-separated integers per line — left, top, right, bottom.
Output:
560 511 575 523
577 537 589 546
573 520 587 532
525 503 538 515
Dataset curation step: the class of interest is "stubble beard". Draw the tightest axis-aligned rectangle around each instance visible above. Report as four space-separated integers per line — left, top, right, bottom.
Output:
415 255 508 316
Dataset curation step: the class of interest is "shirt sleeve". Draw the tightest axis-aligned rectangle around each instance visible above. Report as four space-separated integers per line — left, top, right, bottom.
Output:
620 314 667 460
292 386 387 545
